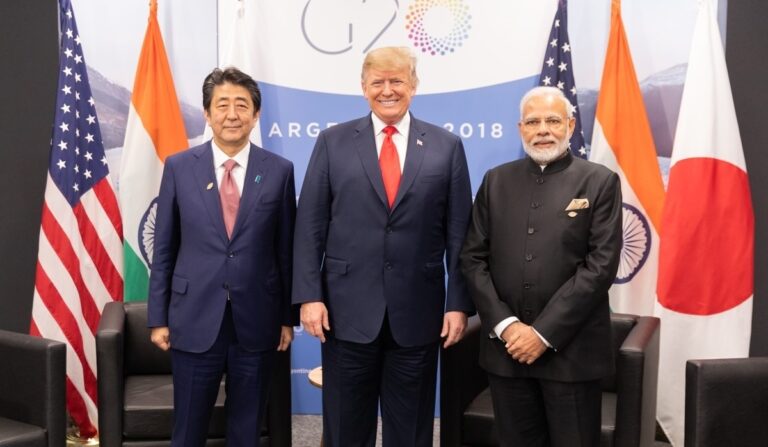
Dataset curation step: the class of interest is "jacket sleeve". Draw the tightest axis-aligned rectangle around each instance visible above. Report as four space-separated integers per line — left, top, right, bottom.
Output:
292 132 331 305
461 171 514 335
147 158 181 328
276 162 298 326
444 136 475 315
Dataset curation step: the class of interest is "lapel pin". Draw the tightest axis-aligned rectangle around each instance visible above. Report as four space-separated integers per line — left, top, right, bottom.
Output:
568 211 578 217
255 175 262 184
416 139 423 147
206 182 214 190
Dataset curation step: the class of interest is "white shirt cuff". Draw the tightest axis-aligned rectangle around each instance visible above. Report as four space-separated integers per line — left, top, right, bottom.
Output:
492 317 552 349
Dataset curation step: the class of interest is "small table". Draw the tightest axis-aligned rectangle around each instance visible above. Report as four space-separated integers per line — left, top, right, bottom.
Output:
308 366 323 389
307 366 324 446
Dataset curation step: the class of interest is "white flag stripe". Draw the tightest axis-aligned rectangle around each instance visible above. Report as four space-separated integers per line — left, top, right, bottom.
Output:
591 119 660 316
36 230 98 363
120 104 164 250
31 292 98 425
81 190 123 279
44 176 114 312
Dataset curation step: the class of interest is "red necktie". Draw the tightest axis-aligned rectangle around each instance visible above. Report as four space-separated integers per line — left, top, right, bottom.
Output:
379 125 401 208
220 159 240 238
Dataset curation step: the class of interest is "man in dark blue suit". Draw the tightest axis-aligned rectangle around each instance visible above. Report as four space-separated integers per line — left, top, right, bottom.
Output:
293 46 474 446
147 67 296 447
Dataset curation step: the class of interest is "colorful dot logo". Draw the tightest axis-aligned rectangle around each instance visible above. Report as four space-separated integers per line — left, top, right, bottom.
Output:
405 0 472 56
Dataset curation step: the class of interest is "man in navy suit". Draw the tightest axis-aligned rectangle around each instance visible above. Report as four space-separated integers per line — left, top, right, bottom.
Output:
293 46 474 446
148 67 296 447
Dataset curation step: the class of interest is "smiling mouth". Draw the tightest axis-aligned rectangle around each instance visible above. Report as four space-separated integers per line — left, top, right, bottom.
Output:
533 140 556 147
378 99 398 106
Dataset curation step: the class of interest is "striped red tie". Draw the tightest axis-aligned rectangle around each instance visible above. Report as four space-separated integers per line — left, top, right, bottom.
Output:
379 125 401 208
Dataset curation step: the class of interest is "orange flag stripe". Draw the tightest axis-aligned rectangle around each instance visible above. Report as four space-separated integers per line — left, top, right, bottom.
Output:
596 0 665 232
130 1 188 162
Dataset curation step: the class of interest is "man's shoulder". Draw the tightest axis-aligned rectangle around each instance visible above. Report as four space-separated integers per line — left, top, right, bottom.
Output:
571 156 617 180
319 115 370 137
487 159 526 177
166 142 208 165
410 117 462 145
258 145 294 170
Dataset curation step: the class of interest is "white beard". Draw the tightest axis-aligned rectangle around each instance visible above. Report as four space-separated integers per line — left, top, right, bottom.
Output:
523 138 569 165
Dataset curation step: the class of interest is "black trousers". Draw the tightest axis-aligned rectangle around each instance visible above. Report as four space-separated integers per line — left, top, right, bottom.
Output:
487 373 602 447
321 314 439 447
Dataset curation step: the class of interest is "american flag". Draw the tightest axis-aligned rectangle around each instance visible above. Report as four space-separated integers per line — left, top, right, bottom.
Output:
538 0 587 158
30 0 123 437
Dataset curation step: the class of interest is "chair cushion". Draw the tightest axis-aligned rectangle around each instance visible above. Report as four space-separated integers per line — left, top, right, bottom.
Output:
462 388 498 446
123 375 226 439
461 388 618 447
0 417 46 447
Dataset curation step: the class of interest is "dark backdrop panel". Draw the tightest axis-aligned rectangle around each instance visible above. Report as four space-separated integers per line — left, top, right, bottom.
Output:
0 0 58 332
727 0 768 356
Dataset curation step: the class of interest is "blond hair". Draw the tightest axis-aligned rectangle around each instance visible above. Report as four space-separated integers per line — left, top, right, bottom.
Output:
361 47 419 87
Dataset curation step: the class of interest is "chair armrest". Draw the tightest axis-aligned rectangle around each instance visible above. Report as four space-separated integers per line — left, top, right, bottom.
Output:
614 316 660 447
267 348 292 447
685 357 768 447
0 329 65 447
441 315 487 447
96 301 126 447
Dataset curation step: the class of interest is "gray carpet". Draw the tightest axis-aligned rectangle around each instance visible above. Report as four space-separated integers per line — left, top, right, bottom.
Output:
292 415 438 447
291 415 673 447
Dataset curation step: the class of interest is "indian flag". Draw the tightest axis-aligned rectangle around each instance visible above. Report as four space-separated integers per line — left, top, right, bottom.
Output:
589 0 665 316
119 0 188 301
655 0 754 444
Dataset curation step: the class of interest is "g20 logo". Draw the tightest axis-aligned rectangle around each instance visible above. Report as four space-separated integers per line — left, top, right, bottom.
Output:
301 0 471 55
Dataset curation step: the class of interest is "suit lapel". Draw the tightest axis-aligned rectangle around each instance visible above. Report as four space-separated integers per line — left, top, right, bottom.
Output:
391 117 426 212
231 144 270 239
192 142 228 244
355 116 389 210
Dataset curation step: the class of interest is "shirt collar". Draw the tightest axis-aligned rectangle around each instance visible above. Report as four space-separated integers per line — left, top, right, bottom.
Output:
525 149 574 175
211 140 251 169
371 111 411 137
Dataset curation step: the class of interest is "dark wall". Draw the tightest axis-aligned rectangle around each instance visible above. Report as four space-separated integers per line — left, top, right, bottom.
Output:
726 0 768 356
0 0 58 332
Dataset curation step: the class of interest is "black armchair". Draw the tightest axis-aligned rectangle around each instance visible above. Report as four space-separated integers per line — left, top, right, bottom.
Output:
96 301 291 447
0 329 66 447
441 313 660 447
685 357 768 447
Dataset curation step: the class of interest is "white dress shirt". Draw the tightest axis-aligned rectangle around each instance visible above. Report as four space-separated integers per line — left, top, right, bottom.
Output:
212 141 250 195
371 111 410 172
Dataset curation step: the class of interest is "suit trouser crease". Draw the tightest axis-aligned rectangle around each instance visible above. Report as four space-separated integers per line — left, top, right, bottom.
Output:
321 315 439 447
170 305 275 447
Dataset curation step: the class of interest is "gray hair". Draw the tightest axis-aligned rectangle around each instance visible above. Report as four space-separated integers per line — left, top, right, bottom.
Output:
519 86 574 120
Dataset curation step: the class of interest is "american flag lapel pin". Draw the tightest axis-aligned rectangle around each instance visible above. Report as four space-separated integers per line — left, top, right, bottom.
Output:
416 139 423 147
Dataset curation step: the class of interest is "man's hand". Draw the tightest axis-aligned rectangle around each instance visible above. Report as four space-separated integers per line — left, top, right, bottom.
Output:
441 311 468 348
300 302 330 343
502 322 547 365
277 325 294 351
150 326 171 351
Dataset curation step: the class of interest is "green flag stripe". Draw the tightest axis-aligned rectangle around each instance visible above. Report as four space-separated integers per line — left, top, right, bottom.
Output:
123 242 149 302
